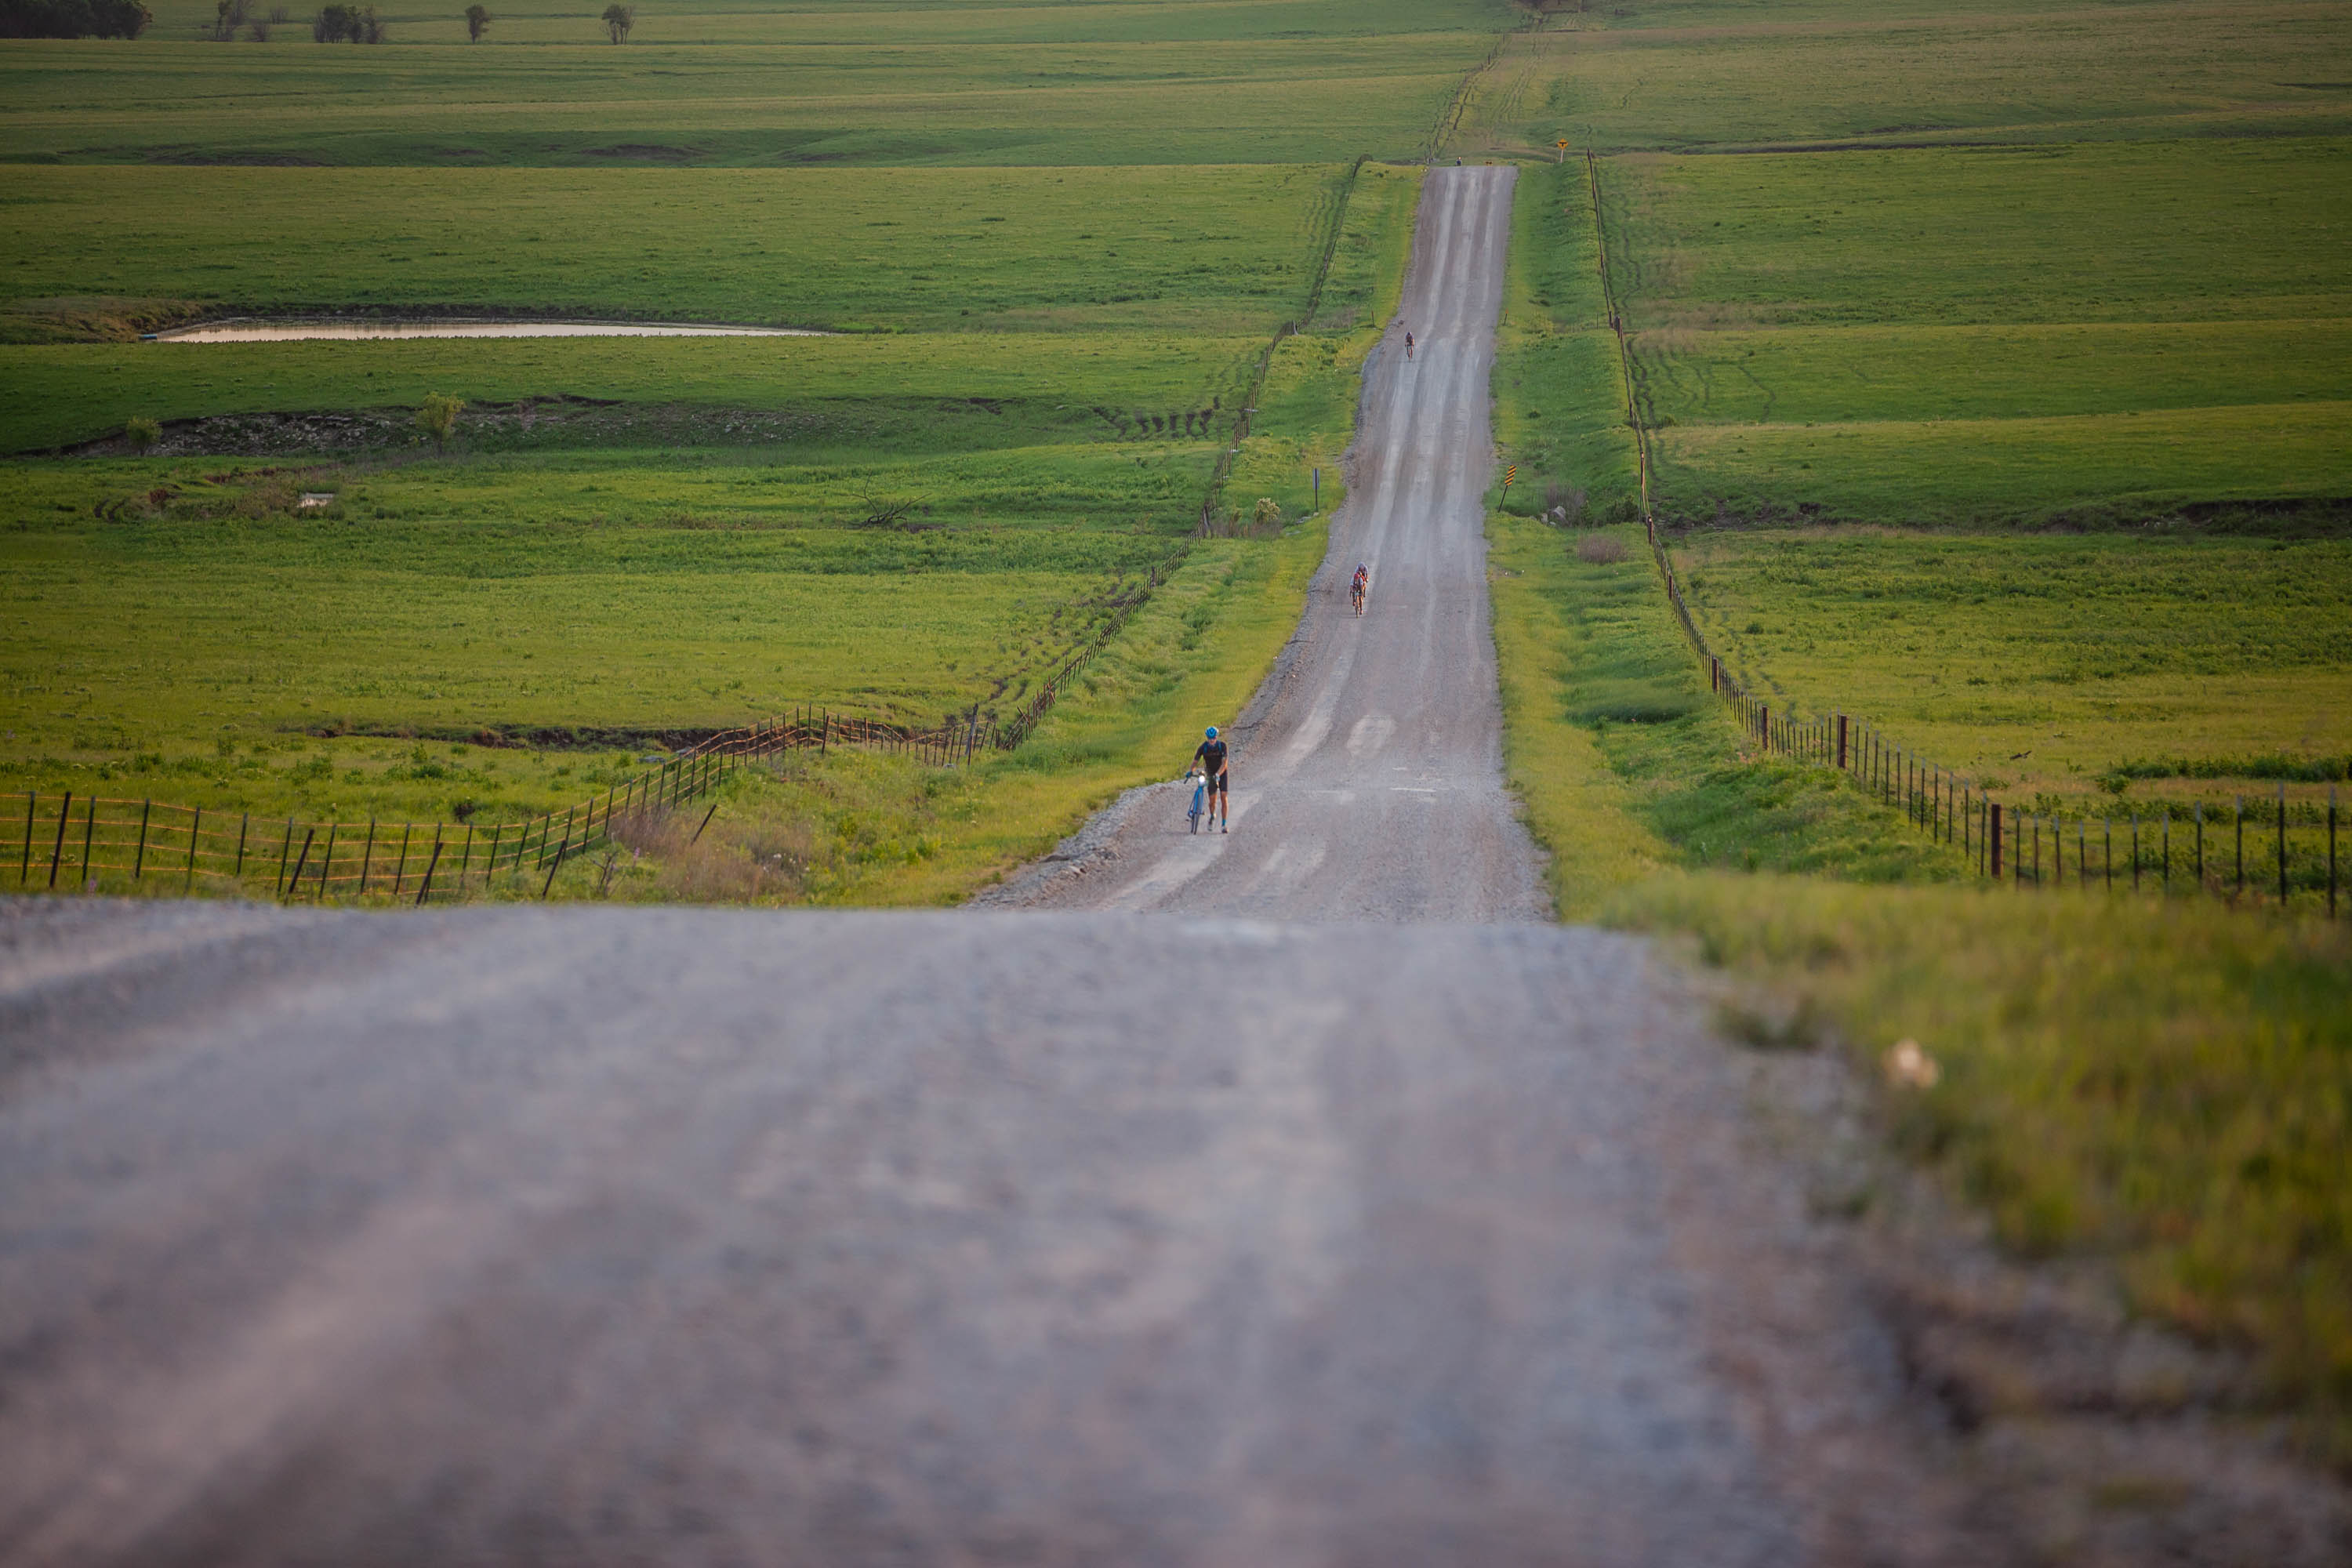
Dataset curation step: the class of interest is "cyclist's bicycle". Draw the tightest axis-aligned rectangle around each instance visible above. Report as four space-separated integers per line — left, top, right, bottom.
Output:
1184 770 1207 833
1350 578 1367 617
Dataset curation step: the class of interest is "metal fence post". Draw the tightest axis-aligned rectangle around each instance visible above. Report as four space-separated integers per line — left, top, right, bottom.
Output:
18 791 31 884
133 799 151 879
186 806 202 890
1989 801 2002 879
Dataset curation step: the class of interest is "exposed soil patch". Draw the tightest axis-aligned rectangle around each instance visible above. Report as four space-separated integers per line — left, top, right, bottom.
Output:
581 143 706 161
141 150 330 166
296 721 722 753
58 399 843 459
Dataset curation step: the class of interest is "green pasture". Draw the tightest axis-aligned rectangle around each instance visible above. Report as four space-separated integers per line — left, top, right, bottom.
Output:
0 331 1267 452
0 450 1198 822
0 164 1349 336
0 0 1512 166
0 147 1425 839
1672 528 2352 804
1598 138 2352 523
1613 140 2351 332
1457 0 2352 158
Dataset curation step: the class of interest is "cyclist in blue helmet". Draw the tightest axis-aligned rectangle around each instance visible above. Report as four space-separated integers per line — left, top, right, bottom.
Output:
1192 724 1229 833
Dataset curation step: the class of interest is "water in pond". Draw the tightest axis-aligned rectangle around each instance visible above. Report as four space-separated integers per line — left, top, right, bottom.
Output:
156 320 826 343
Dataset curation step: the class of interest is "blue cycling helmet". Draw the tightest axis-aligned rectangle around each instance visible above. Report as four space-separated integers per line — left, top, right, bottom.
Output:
1205 725 1218 739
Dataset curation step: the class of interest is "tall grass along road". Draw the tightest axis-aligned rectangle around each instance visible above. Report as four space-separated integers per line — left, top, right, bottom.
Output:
989 166 1546 921
0 900 2009 1566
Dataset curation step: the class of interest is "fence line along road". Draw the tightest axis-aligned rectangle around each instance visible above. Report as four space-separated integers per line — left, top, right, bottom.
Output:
1581 148 2343 920
9 711 952 906
5 542 1193 906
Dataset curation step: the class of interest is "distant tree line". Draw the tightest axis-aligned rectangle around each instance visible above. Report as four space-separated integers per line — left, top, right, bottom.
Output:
0 0 151 38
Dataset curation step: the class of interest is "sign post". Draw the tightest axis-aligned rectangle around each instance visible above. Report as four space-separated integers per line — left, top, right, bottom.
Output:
1556 139 1570 163
1312 466 1320 512
1501 463 1517 504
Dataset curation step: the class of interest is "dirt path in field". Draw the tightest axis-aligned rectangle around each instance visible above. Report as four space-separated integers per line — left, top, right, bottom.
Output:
982 165 1545 922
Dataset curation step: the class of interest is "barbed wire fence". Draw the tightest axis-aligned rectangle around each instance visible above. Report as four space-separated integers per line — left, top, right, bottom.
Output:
1581 148 2341 918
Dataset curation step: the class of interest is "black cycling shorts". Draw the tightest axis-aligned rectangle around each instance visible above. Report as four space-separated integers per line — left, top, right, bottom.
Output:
1205 772 1229 794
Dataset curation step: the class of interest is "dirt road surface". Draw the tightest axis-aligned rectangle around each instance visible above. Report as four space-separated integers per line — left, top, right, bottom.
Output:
988 165 1544 921
0 898 2008 1566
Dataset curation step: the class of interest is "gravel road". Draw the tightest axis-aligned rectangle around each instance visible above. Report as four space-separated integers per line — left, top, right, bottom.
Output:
988 165 1544 922
0 898 2003 1566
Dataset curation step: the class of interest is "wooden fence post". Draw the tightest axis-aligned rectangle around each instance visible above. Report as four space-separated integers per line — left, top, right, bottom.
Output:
2131 815 2140 891
286 828 315 901
414 840 443 906
276 818 294 895
133 799 151 879
18 791 31 885
2234 795 2244 897
1989 801 2002 879
186 806 202 891
417 828 444 906
361 818 376 895
2195 801 2204 889
317 823 336 898
2103 818 2112 891
2278 782 2288 903
47 792 71 890
235 813 249 880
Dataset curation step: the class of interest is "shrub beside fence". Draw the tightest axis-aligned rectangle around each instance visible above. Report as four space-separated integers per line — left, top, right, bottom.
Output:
1581 148 2343 918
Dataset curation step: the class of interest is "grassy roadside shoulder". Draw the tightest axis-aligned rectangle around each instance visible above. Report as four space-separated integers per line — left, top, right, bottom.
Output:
1490 513 2352 1464
1606 873 2352 1462
1489 513 1965 918
1487 139 2352 1465
648 520 1327 909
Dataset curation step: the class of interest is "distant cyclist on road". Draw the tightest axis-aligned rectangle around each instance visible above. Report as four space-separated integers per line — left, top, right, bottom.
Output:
1404 331 1414 361
1350 562 1369 616
1192 725 1229 833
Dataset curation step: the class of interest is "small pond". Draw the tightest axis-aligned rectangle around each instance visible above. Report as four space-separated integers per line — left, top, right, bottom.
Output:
153 320 827 343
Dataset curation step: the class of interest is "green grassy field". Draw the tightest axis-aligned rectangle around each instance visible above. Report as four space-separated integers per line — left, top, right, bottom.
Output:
1673 528 2352 800
1 163 1352 340
1490 157 1639 522
0 0 1513 166
0 148 1422 844
1443 1 2352 527
0 330 1268 452
1609 137 2352 524
1460 0 2352 158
